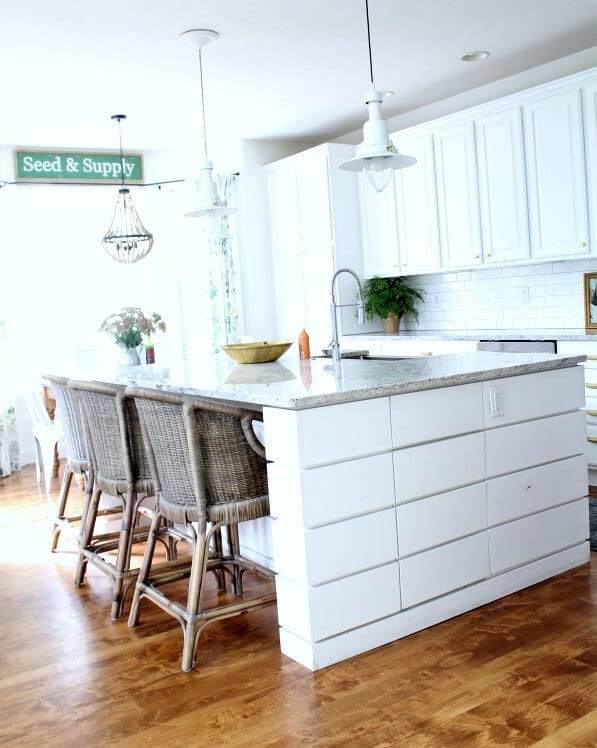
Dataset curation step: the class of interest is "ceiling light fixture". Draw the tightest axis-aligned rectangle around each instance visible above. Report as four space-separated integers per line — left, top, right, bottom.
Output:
102 114 154 264
180 29 235 217
340 0 416 193
461 50 490 62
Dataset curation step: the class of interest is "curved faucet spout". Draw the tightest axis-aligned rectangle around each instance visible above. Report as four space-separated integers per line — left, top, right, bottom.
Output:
330 268 365 363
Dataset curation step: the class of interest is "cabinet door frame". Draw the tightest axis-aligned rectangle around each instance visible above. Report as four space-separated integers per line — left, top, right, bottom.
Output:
393 130 442 275
475 106 530 265
434 120 483 269
523 88 589 259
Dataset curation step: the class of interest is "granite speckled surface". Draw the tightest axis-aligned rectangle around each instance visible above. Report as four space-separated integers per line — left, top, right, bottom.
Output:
345 329 597 342
89 349 586 411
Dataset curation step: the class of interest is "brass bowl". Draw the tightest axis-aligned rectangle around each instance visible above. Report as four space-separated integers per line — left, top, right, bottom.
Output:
221 340 293 364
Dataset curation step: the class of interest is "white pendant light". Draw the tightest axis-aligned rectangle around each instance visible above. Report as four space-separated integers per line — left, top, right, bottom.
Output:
180 29 235 218
102 114 154 263
340 0 416 192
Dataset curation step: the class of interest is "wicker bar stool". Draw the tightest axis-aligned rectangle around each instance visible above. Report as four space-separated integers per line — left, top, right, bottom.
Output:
68 379 156 620
126 386 276 672
42 374 96 551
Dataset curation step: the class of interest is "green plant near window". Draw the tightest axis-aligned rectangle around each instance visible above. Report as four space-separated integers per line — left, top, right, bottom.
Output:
362 276 424 329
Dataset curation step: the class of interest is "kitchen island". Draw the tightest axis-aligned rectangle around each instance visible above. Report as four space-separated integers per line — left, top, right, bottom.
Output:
91 350 590 670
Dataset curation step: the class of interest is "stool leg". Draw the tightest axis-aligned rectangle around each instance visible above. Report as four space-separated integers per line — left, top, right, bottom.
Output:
75 485 102 586
50 463 74 552
128 511 162 627
182 526 209 672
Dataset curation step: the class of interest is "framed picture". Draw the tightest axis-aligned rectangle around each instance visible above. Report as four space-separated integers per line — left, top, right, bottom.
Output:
584 273 597 328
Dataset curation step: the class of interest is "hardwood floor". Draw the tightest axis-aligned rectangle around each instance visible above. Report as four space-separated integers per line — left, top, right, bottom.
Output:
0 464 595 747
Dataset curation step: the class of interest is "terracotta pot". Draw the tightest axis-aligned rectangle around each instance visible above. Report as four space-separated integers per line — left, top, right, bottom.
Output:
382 312 400 334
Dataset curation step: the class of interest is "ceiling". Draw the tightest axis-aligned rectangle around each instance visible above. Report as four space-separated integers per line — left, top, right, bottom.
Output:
1 0 597 168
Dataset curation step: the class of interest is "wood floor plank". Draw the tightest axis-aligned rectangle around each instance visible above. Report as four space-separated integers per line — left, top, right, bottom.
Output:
0 464 595 746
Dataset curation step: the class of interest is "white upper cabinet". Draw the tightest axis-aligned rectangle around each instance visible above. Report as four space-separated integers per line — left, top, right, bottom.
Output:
523 89 589 258
359 174 400 278
393 131 441 275
475 107 530 264
583 81 597 255
433 121 483 269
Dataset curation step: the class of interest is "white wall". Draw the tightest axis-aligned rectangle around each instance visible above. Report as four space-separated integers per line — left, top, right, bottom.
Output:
0 145 214 465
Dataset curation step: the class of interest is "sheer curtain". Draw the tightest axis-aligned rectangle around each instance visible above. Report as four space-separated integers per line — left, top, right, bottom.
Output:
207 174 243 352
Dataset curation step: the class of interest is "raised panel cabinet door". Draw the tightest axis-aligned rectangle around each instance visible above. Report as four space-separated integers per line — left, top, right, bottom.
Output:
358 173 400 277
266 162 306 340
475 106 530 264
523 89 589 258
393 131 442 274
433 120 483 269
583 82 597 254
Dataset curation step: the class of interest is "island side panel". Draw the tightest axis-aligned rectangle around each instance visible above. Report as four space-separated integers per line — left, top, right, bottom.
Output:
264 397 400 670
263 365 590 672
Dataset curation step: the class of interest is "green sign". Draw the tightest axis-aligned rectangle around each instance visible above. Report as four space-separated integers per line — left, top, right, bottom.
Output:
14 149 144 183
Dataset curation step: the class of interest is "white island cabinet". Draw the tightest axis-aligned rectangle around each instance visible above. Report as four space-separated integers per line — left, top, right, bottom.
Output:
103 350 588 671
262 359 588 670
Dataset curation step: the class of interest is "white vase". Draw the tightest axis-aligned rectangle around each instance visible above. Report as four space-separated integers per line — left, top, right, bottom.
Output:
119 345 141 366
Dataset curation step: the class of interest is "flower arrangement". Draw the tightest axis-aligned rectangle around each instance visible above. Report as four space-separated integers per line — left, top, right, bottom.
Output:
99 307 166 349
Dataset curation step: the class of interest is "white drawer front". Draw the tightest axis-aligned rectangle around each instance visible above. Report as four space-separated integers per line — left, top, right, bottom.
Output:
482 367 585 428
275 563 400 642
297 398 391 467
268 452 395 527
264 398 392 469
586 426 597 467
485 411 586 478
391 382 483 447
585 395 597 423
394 432 485 502
486 455 588 526
488 498 589 574
400 532 489 608
397 483 487 556
271 508 398 586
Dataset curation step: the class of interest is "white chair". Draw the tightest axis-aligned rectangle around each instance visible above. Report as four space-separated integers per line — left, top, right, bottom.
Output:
26 390 63 494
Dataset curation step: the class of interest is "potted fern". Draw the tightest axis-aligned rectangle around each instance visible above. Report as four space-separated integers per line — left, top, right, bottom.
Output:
362 276 424 333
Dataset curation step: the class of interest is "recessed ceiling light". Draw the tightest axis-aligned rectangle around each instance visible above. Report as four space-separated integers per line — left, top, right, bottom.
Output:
381 90 394 99
461 50 490 62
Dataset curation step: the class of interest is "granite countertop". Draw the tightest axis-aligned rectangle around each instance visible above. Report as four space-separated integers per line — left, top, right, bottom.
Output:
83 349 586 411
345 328 597 342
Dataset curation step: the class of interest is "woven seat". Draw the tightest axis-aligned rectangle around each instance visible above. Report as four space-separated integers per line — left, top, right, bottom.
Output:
126 386 276 672
42 374 95 552
68 379 156 620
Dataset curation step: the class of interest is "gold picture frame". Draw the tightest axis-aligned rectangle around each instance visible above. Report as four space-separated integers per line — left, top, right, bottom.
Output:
584 272 597 328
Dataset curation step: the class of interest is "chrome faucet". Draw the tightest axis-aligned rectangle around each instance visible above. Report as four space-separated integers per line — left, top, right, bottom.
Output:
330 268 366 363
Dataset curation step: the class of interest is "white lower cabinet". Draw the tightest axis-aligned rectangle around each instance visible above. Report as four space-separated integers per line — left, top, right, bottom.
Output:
488 499 588 574
400 532 490 609
264 365 588 671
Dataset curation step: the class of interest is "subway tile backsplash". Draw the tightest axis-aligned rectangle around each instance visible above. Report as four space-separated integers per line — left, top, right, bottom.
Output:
401 258 597 332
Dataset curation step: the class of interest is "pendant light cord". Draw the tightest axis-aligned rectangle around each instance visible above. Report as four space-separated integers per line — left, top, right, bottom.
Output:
198 47 209 160
365 0 375 88
115 115 126 189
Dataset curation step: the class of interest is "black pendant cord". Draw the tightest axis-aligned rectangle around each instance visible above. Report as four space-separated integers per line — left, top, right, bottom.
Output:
198 47 209 160
111 113 127 190
365 0 375 88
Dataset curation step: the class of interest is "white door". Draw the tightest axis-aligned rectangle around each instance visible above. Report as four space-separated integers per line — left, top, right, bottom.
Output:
434 121 483 269
475 106 530 264
523 89 589 258
394 131 441 274
359 174 400 278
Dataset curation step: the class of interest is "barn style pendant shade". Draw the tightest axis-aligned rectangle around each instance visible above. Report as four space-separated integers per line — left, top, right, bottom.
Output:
340 0 416 192
180 29 235 217
102 114 154 264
